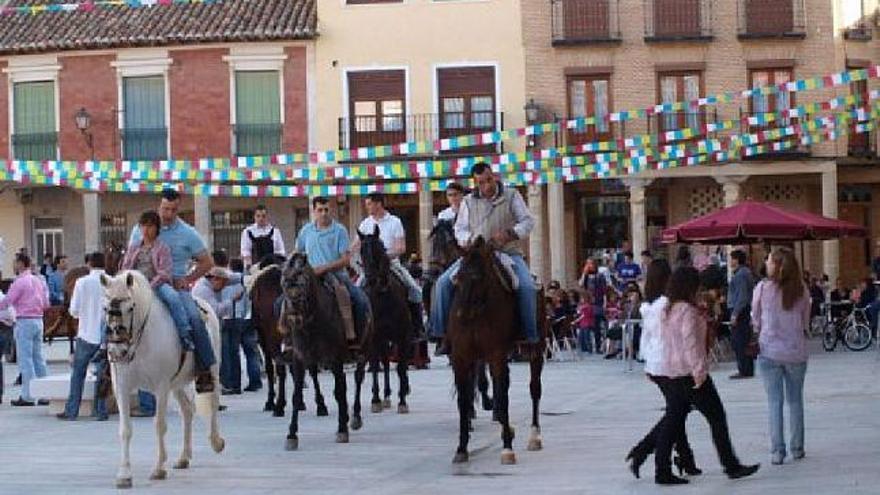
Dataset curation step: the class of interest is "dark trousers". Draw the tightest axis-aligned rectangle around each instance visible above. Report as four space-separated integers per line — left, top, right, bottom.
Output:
691 376 740 471
731 313 754 377
652 376 695 475
632 376 696 465
0 324 10 401
221 319 262 391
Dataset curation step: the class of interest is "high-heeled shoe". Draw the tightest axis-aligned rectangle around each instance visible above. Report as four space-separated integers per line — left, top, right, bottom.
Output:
625 447 647 479
674 455 703 476
725 463 760 480
655 471 689 485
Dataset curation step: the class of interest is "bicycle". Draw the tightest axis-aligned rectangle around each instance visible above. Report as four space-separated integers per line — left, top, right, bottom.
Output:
822 303 873 352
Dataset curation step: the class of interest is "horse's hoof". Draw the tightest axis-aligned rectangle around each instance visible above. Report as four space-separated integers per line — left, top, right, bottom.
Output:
149 469 167 481
350 416 363 431
452 451 469 464
285 437 299 451
273 408 285 418
501 449 517 465
294 401 306 412
370 402 382 413
382 398 392 409
263 402 274 412
482 397 494 411
336 432 349 444
316 404 329 417
397 404 409 414
527 427 543 451
212 437 225 453
173 459 189 470
116 477 133 489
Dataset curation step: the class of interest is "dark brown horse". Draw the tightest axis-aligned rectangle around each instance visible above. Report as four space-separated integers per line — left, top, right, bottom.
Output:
278 253 367 450
358 225 414 415
447 237 546 465
250 255 328 417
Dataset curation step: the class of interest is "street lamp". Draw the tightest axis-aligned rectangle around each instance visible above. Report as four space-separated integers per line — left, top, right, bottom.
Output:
74 107 95 160
524 98 541 124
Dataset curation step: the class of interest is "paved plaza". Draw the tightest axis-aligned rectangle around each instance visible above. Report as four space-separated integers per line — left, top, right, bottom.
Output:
1 342 878 495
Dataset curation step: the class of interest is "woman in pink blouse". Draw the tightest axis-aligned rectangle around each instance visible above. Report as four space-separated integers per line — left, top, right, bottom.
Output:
752 247 810 465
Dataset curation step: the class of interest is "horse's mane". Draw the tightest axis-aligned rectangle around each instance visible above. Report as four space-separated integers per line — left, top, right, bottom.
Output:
360 233 391 286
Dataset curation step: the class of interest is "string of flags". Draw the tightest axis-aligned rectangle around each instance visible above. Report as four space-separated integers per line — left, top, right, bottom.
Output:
0 0 218 16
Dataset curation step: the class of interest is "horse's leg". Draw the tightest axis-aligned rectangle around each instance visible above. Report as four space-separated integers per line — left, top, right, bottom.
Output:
310 365 328 417
263 351 276 412
452 362 474 463
370 358 382 413
491 360 516 465
396 352 410 414
527 351 545 451
382 353 392 409
333 363 350 443
286 359 305 450
350 361 365 430
113 369 134 489
274 362 288 417
206 384 225 454
150 389 170 481
172 388 194 469
478 361 494 412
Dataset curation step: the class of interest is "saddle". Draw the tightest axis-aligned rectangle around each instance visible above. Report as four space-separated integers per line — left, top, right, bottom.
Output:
320 275 358 343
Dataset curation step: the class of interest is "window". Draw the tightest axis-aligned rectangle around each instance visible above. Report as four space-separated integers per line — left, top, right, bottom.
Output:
437 66 497 152
234 71 282 156
849 69 872 156
552 0 622 45
101 212 129 248
739 0 806 38
33 217 63 265
567 75 611 145
122 76 167 161
12 81 56 161
658 72 702 135
651 0 703 38
211 209 253 258
748 68 794 125
345 70 407 149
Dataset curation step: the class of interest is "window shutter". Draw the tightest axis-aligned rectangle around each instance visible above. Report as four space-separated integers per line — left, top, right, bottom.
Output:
235 71 282 156
13 81 56 160
123 76 167 160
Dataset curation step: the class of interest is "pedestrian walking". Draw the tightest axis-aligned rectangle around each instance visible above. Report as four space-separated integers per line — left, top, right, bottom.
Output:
728 249 756 379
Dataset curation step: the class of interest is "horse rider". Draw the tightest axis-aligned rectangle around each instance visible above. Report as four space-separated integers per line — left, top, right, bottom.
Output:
356 192 425 337
428 162 538 347
295 196 369 346
241 204 286 269
437 182 466 223
128 189 216 393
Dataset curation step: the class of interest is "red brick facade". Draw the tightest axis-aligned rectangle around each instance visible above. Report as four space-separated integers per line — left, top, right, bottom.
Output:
169 48 232 160
284 46 309 152
0 61 7 159
58 54 118 161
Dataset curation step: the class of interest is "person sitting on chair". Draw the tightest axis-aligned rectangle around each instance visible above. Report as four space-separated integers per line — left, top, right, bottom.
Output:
428 162 537 348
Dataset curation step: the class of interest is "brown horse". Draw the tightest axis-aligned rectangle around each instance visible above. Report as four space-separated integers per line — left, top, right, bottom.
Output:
250 255 328 417
447 237 546 465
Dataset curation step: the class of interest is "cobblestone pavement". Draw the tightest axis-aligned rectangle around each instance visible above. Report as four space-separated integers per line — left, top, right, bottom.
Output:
1 341 878 494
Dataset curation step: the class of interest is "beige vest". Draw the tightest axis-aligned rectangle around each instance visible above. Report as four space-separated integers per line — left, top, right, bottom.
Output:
465 185 523 256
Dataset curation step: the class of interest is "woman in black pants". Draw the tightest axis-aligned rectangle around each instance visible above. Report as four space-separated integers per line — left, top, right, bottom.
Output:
636 267 760 485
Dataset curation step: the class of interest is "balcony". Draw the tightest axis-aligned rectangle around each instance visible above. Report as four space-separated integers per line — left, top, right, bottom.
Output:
233 123 282 157
737 0 806 40
644 0 713 42
844 18 873 41
121 127 167 161
11 132 57 161
741 111 810 160
338 112 504 157
551 0 622 46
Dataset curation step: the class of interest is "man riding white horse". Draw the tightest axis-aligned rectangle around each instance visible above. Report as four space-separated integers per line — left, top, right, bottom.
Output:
429 162 538 347
128 189 216 393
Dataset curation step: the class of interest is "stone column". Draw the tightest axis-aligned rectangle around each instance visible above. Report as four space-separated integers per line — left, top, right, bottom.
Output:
194 194 212 250
548 182 566 284
622 178 652 260
822 166 839 283
418 178 434 269
82 192 101 253
347 194 364 237
527 184 546 284
717 175 748 207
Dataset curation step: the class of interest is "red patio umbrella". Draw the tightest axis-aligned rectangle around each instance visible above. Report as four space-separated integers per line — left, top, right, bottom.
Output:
661 200 866 244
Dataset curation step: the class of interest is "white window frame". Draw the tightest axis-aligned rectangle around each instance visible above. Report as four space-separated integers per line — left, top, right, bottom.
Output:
111 49 173 162
32 217 63 265
341 65 411 149
224 45 287 156
3 55 61 161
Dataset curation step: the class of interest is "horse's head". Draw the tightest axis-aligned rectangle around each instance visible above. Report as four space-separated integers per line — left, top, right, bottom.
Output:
100 271 144 362
104 241 125 276
428 219 460 273
358 225 390 288
259 253 286 270
456 236 494 321
279 253 316 356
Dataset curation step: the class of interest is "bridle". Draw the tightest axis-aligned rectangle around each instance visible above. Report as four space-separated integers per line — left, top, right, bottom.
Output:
105 297 151 364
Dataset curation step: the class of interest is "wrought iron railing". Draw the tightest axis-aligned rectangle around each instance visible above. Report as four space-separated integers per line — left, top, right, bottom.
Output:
211 210 253 259
233 123 283 157
11 132 57 161
644 0 713 41
551 0 622 46
121 127 167 161
737 0 806 39
100 213 129 249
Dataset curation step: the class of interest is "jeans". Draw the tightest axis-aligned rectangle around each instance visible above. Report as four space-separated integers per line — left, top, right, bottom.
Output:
13 318 48 401
390 259 423 303
138 390 156 416
731 313 754 376
155 283 194 344
221 319 262 391
577 327 594 352
63 338 108 419
429 254 538 342
758 357 807 459
342 277 370 335
179 290 216 371
0 324 10 400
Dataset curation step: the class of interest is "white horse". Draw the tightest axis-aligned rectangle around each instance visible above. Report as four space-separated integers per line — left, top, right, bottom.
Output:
101 270 225 489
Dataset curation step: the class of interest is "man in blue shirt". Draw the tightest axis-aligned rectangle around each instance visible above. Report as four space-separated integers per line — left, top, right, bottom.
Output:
47 255 67 306
295 196 368 344
727 249 755 379
129 190 216 393
616 251 642 288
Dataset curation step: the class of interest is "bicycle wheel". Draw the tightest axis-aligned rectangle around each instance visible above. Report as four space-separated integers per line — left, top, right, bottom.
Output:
822 324 838 352
844 324 872 352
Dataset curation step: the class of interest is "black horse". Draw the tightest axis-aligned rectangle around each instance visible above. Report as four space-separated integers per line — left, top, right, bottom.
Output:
358 225 414 415
278 253 367 450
